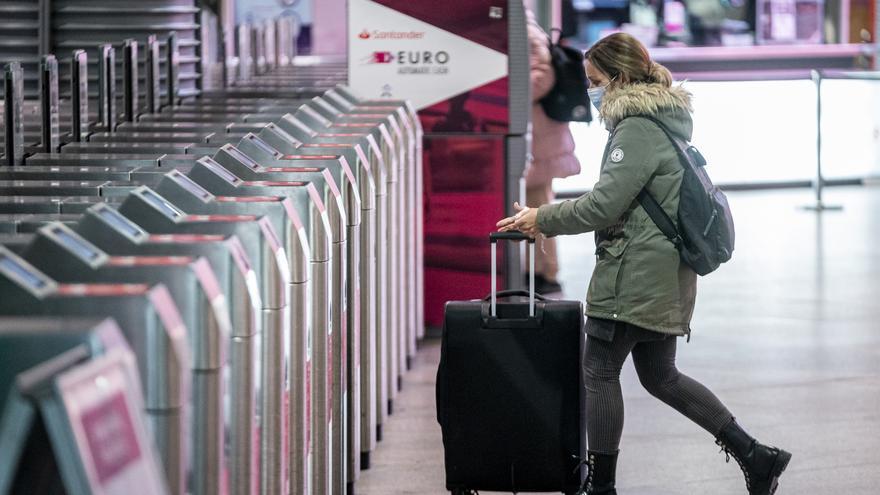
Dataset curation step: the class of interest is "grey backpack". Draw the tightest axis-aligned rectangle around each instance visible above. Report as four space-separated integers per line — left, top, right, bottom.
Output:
623 115 735 276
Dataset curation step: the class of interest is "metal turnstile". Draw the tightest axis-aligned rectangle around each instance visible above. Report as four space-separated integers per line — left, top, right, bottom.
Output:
114 187 290 495
150 168 322 495
0 247 190 495
74 204 262 495
18 223 230 495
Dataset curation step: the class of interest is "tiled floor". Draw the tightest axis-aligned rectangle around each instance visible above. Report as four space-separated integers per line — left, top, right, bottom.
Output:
355 186 880 494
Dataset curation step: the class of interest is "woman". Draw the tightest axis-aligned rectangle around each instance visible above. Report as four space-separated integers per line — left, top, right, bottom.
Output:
524 9 581 294
496 33 791 495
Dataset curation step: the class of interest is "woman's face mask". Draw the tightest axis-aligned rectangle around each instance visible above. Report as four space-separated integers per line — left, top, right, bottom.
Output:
587 84 607 111
585 63 615 111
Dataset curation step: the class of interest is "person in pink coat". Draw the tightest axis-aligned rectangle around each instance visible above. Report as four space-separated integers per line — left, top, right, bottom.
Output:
525 10 581 294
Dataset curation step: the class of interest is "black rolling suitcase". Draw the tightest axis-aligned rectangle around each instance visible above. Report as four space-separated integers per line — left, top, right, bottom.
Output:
436 232 586 494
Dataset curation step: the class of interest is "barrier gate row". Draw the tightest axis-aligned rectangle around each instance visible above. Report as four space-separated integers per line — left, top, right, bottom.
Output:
0 17 425 495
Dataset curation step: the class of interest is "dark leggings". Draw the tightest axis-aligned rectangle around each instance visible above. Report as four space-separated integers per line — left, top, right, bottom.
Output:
584 322 734 453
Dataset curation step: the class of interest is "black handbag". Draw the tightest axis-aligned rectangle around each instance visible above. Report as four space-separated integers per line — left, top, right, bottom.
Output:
539 29 592 123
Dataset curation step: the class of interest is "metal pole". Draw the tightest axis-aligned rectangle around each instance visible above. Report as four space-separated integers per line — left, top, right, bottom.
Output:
813 69 823 205
167 32 180 108
490 239 497 317
145 35 160 114
252 23 265 76
528 240 535 317
40 54 60 153
289 17 299 59
275 18 290 67
98 44 116 133
71 50 88 142
3 62 24 166
123 39 139 122
219 0 235 86
219 25 230 88
264 20 276 70
38 0 50 55
802 70 842 211
238 24 252 82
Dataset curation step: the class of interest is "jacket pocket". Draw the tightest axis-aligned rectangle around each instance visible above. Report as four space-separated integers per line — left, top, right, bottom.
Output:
587 238 630 312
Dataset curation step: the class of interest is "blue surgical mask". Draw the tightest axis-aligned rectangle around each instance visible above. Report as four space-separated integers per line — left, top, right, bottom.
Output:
587 85 606 111
587 76 616 111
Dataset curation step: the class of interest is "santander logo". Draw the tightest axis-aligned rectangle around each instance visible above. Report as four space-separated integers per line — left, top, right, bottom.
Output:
358 28 425 40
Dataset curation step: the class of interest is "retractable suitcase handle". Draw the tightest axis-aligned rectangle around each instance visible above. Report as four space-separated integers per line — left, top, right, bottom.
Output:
489 232 535 317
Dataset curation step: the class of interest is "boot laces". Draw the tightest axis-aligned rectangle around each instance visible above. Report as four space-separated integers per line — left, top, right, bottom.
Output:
716 439 752 489
572 454 596 493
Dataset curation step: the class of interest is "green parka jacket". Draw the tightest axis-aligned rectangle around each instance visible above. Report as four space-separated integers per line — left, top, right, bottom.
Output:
536 82 697 336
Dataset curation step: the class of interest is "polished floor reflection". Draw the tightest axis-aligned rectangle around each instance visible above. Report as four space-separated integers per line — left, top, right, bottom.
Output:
356 186 880 494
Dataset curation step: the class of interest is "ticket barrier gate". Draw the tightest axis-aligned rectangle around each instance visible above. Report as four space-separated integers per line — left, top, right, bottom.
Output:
0 180 111 197
0 166 139 182
149 168 325 495
184 154 342 495
293 106 406 410
0 247 189 494
242 126 376 435
238 125 380 480
61 142 194 156
138 112 288 124
25 153 168 168
302 98 414 372
89 132 214 144
210 137 359 494
0 315 130 494
3 25 421 492
268 118 388 471
322 88 425 347
0 233 31 252
18 223 230 495
73 203 262 495
0 213 79 233
115 187 290 495
0 344 169 495
115 121 269 135
272 115 389 459
0 317 127 417
0 196 102 215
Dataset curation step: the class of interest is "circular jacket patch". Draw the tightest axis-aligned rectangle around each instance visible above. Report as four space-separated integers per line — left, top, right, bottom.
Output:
610 148 625 163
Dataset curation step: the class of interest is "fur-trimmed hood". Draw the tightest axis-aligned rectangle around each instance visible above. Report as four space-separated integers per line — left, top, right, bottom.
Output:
601 83 694 139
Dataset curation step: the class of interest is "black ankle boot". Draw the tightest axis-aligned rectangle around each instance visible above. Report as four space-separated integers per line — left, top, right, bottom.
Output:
716 419 792 495
576 450 618 495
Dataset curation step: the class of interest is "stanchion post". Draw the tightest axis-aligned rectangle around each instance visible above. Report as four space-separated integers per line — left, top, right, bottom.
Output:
802 69 843 211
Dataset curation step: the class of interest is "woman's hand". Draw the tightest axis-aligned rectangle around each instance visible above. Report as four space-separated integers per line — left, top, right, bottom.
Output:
496 202 541 238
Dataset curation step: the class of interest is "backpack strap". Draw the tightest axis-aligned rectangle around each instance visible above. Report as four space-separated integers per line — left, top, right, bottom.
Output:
616 115 685 247
636 188 683 247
